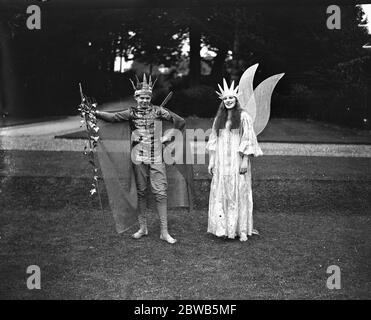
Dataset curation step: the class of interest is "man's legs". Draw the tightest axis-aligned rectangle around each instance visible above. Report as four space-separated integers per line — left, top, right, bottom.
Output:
132 163 149 239
150 163 177 244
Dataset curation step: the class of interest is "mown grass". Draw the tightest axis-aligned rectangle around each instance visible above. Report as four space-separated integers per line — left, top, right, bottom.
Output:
1 172 370 300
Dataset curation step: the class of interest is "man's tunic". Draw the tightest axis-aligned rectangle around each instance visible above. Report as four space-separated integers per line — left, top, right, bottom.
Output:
97 105 181 164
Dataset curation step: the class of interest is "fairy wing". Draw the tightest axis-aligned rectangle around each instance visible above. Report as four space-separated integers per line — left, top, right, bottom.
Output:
237 63 259 121
250 73 285 135
237 63 284 135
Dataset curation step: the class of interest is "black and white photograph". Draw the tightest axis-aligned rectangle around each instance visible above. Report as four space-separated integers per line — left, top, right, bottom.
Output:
0 0 370 304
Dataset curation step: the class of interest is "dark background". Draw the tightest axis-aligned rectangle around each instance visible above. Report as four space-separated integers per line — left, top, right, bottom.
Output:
0 0 370 128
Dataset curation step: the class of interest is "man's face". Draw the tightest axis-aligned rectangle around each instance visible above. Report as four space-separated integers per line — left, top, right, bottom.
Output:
223 96 236 109
135 94 151 108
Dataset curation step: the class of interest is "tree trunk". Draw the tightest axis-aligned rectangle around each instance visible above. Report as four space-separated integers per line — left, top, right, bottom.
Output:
189 15 201 86
0 20 21 117
231 8 242 82
0 46 4 116
210 45 228 84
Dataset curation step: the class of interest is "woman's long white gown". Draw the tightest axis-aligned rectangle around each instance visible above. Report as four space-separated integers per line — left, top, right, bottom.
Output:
206 111 263 238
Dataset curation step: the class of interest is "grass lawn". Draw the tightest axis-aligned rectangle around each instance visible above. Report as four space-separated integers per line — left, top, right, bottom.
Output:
0 151 370 299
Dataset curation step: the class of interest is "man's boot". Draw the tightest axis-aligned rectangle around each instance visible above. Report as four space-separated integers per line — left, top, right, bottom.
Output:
157 199 177 244
132 196 148 239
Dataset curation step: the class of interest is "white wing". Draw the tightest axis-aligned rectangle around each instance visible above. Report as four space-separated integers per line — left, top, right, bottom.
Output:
250 73 285 135
237 63 259 121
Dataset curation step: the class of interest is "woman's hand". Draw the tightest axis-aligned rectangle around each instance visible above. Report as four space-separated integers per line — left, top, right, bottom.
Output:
208 153 215 175
239 156 248 175
208 163 215 175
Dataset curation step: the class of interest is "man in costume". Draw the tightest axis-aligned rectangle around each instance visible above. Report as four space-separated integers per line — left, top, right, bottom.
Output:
95 75 185 244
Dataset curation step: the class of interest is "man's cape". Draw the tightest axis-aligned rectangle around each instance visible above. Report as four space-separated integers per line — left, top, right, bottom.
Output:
96 108 194 233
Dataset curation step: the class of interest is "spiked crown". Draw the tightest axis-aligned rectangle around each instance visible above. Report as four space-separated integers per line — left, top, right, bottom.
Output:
215 78 239 100
130 74 157 97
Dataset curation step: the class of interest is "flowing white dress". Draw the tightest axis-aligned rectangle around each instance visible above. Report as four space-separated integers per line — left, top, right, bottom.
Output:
206 111 263 238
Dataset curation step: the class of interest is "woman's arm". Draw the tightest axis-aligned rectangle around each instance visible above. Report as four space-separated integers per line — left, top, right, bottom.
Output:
206 118 217 175
208 151 216 175
238 111 263 158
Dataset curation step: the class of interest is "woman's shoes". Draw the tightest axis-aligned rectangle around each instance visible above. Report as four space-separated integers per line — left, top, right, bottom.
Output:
239 232 248 242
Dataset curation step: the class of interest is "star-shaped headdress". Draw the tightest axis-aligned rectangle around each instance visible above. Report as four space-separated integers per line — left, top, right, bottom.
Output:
215 78 239 100
129 74 157 96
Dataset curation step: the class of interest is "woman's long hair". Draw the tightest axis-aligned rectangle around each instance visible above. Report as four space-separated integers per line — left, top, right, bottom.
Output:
213 99 242 136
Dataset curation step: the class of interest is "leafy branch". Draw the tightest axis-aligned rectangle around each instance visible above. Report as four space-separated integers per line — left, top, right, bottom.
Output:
77 83 103 209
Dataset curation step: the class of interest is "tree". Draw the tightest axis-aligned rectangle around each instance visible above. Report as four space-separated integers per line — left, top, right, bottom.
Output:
189 11 201 86
0 14 23 116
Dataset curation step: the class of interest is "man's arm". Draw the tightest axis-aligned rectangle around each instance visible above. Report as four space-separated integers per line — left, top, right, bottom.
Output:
95 109 131 122
158 107 185 142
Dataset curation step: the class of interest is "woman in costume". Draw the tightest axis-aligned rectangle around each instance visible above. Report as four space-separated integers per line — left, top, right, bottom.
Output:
206 65 284 241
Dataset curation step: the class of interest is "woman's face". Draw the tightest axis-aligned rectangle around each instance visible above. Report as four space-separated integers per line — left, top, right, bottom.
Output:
223 96 237 109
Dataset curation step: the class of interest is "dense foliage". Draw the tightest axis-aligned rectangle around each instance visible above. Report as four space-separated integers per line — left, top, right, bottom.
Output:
0 4 370 127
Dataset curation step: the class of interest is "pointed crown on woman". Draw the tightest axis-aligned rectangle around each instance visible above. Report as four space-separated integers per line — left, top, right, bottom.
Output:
215 78 239 100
